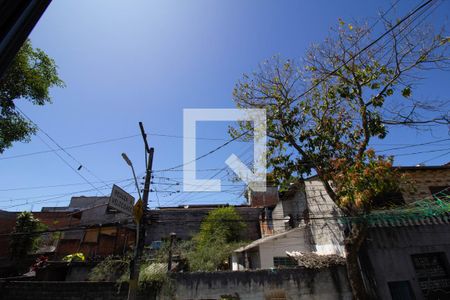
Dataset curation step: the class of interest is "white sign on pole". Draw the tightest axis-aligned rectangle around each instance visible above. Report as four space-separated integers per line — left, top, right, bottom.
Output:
109 184 134 215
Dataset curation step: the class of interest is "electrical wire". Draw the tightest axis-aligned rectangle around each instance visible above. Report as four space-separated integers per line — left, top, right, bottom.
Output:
0 177 135 192
418 150 450 164
152 130 250 173
289 0 436 105
16 108 109 195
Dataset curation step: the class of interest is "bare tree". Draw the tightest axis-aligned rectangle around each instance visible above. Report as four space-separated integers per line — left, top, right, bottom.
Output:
231 8 449 298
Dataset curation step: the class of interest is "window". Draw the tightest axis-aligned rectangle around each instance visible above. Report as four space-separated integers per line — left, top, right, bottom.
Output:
261 207 274 236
388 281 415 300
371 191 405 208
411 252 450 299
273 256 297 268
429 186 450 200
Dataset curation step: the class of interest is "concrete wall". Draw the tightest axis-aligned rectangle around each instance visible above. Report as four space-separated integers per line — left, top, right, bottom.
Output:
0 267 351 300
304 179 345 256
271 189 307 235
170 267 351 300
362 224 450 300
0 281 130 300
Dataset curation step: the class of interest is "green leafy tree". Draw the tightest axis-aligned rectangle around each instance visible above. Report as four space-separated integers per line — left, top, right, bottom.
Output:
196 206 246 245
188 207 246 271
10 211 47 260
0 39 64 153
232 18 448 299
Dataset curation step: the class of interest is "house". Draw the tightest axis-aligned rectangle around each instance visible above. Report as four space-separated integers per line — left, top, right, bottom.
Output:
233 162 450 300
0 210 82 258
44 196 136 259
0 209 83 277
358 164 450 300
233 177 345 270
232 227 310 270
0 195 136 262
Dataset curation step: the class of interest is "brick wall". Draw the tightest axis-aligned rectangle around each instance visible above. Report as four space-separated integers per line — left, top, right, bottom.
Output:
146 206 262 243
399 167 450 203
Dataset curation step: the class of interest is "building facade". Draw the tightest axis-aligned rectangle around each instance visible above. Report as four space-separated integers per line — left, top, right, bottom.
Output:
145 204 262 246
233 163 450 300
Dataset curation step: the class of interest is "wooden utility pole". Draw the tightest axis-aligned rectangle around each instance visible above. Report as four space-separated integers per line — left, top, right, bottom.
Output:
127 122 154 300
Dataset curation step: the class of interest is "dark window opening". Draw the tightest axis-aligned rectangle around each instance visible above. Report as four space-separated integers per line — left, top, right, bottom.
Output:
286 214 295 230
273 256 297 268
429 186 450 200
388 281 415 300
371 191 405 208
260 207 275 236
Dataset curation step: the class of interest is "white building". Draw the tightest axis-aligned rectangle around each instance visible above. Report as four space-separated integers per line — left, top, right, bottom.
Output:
233 177 345 270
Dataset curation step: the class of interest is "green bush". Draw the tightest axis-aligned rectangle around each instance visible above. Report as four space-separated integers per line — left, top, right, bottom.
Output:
187 207 247 271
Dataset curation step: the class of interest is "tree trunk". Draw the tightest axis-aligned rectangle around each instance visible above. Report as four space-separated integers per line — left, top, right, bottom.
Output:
344 221 371 300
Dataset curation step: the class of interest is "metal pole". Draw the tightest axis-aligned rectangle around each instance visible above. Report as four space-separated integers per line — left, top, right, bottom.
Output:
129 163 142 201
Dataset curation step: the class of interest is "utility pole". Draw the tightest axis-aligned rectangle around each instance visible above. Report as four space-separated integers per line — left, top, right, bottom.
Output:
127 122 154 300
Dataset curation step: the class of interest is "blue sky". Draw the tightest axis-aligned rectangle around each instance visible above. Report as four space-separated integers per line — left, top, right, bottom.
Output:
1 0 449 211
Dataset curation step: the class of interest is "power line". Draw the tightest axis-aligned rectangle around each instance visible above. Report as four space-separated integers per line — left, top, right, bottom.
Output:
0 134 141 160
143 132 250 142
289 0 436 105
168 1 441 199
16 108 108 195
392 147 450 157
153 130 250 173
377 138 450 152
419 150 450 164
163 144 254 206
0 132 252 161
2 188 448 238
0 176 141 208
0 177 134 192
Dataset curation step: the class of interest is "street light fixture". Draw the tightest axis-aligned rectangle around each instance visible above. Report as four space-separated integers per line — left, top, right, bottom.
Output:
121 153 142 200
